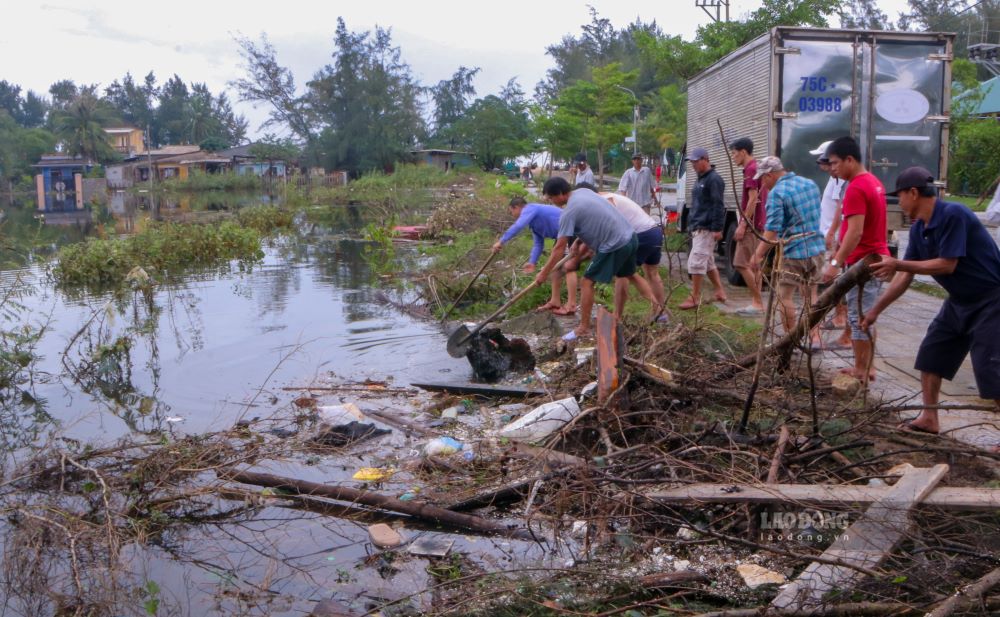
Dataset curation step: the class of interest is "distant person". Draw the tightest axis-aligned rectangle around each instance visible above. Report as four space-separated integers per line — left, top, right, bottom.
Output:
574 154 595 187
811 140 851 349
600 191 667 319
536 177 662 339
729 137 766 315
679 147 727 309
492 196 578 314
821 136 891 382
750 156 825 349
618 154 658 214
860 167 1000 434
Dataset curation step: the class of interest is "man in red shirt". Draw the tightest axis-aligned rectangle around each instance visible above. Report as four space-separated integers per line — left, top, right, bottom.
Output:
821 136 891 382
729 137 766 314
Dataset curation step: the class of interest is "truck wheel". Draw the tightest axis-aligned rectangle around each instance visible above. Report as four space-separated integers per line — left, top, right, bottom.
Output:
722 220 745 286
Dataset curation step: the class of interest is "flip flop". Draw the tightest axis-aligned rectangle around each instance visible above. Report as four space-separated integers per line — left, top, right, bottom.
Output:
535 302 561 312
678 300 700 310
898 419 938 435
552 305 577 316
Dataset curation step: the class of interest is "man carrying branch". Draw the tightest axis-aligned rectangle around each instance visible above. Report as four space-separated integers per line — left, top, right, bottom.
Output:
860 167 1000 434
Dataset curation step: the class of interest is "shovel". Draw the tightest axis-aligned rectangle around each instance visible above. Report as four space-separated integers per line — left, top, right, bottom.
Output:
440 249 499 322
446 254 571 358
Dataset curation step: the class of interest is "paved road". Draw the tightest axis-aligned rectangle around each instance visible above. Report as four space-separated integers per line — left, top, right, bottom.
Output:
716 283 999 451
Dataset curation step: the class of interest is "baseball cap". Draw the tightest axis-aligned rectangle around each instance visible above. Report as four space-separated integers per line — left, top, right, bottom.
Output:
685 147 709 162
631 153 643 160
887 166 935 196
809 140 833 163
753 156 784 180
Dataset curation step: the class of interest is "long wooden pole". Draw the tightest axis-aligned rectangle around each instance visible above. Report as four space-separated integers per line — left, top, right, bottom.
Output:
220 469 533 539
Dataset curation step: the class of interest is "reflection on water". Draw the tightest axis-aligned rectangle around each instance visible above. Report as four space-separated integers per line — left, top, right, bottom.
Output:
0 193 468 445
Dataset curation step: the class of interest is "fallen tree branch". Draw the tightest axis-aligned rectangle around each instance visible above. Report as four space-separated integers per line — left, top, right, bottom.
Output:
926 565 1000 617
692 601 924 617
218 469 533 539
728 255 878 374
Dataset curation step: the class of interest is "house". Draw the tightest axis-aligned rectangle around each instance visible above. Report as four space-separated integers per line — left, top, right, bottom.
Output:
143 150 232 180
32 154 94 211
954 76 1000 119
217 144 289 177
106 145 201 187
410 149 475 172
103 127 146 157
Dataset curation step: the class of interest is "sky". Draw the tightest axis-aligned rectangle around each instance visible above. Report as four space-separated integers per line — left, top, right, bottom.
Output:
2 1 913 138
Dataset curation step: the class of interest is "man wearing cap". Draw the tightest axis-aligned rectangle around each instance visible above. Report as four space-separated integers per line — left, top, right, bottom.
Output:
729 137 766 315
821 136 890 382
812 140 852 348
492 196 578 313
574 155 595 187
618 154 658 214
751 156 825 348
861 167 1000 434
680 147 727 309
536 177 662 339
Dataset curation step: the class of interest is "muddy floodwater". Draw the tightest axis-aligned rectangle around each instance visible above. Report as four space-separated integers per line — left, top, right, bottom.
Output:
0 193 571 615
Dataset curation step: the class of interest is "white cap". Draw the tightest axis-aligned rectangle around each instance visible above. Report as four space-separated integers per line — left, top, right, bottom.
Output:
809 140 832 157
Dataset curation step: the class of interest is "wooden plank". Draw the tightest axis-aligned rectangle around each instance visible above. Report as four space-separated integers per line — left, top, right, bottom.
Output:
596 306 620 404
646 482 1000 511
410 381 546 397
771 464 949 609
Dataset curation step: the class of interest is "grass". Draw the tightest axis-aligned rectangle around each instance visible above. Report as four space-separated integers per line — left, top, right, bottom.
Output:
160 170 261 192
946 194 989 212
52 205 295 287
910 280 948 299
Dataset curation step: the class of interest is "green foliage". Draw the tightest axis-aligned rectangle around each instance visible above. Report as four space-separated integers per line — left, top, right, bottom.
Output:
52 206 295 286
949 120 1000 196
316 164 452 207
142 579 160 615
431 66 480 148
51 92 119 164
0 110 57 183
248 134 299 163
453 80 534 170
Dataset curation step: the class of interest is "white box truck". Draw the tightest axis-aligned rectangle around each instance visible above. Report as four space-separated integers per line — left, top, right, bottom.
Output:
677 26 955 282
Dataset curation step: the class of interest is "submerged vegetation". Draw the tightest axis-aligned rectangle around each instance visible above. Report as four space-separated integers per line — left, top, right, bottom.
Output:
52 205 294 287
161 170 261 192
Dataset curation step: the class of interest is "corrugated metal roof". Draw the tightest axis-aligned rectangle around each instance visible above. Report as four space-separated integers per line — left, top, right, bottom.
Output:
955 76 1000 115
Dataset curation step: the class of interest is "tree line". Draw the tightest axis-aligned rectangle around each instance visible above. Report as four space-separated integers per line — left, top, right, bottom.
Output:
2 0 998 192
0 74 247 189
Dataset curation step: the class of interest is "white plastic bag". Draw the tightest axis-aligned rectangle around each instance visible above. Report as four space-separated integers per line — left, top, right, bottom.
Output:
497 397 581 442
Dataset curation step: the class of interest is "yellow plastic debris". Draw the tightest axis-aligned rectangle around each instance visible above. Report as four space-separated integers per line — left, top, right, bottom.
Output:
352 467 394 482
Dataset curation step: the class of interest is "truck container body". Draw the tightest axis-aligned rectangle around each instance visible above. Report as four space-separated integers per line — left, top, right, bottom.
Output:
679 27 954 280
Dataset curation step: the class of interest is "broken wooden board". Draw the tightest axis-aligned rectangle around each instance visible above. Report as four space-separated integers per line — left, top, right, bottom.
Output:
646 481 1000 511
595 306 622 404
771 464 949 610
410 381 545 397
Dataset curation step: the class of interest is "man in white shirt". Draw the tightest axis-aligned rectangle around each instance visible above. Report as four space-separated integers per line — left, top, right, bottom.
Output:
574 154 594 187
618 154 657 214
811 140 851 349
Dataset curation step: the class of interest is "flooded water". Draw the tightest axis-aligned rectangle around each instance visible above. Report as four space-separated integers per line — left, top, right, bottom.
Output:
1 192 469 445
0 192 574 615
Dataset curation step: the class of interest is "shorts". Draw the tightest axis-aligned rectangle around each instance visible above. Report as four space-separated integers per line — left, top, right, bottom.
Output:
635 226 664 266
845 277 882 341
778 254 824 289
687 229 718 275
732 230 759 270
585 235 639 284
915 289 1000 399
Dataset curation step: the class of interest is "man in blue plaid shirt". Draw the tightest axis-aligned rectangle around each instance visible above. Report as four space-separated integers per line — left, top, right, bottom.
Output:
751 156 825 349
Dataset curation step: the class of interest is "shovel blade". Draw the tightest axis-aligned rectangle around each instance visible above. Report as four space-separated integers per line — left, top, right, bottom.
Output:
446 325 472 358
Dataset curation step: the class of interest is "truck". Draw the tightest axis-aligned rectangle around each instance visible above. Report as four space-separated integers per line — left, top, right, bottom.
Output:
677 26 955 282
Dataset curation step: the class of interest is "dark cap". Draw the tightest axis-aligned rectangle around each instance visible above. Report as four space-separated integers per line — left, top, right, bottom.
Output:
685 147 709 162
888 166 935 196
631 153 643 160
573 153 587 163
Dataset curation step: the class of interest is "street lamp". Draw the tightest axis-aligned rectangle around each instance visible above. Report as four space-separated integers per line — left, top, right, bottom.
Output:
615 85 639 156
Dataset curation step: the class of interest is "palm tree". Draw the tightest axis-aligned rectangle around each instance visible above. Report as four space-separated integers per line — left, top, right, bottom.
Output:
52 93 116 163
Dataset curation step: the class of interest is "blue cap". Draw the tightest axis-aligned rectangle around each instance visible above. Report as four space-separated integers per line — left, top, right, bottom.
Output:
685 147 709 162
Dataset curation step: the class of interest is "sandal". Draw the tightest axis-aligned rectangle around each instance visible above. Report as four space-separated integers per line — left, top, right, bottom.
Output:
552 305 577 316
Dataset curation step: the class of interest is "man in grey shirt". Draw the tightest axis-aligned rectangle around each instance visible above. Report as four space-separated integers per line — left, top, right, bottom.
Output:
535 178 662 339
618 154 657 213
574 154 595 187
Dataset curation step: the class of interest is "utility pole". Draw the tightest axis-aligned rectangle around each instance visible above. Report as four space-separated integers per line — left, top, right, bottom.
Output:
615 85 639 156
696 0 730 23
